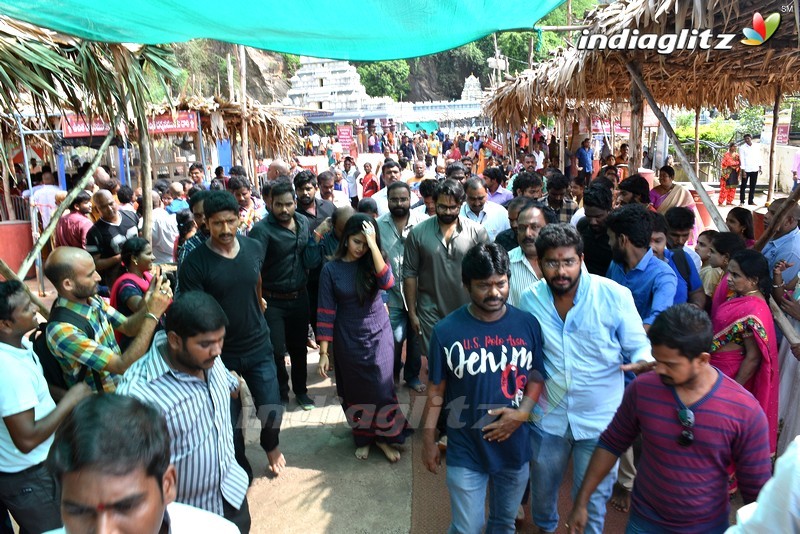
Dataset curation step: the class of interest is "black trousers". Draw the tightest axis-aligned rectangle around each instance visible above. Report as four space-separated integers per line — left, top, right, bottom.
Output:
740 171 758 204
265 293 310 397
0 463 61 534
223 496 252 534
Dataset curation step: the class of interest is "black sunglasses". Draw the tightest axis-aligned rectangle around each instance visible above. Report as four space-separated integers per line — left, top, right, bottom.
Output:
677 408 694 447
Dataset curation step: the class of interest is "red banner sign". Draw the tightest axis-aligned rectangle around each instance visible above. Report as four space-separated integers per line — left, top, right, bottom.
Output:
485 138 504 156
62 111 199 138
337 125 353 151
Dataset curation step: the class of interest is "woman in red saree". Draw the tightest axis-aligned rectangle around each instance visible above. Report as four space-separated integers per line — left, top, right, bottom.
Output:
710 249 779 456
719 142 740 206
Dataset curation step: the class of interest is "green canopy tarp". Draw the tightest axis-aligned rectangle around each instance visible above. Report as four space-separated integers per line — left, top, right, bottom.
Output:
1 0 565 60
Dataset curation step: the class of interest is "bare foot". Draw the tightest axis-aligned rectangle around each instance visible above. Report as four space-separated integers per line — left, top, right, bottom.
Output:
609 481 631 513
267 448 287 476
376 442 401 463
355 445 370 460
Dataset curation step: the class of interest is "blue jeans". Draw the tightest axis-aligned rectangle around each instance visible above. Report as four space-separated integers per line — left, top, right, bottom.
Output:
446 463 529 534
530 425 617 534
388 306 421 383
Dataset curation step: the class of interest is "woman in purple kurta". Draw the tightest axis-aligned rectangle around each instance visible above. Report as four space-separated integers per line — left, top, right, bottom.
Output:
317 214 412 461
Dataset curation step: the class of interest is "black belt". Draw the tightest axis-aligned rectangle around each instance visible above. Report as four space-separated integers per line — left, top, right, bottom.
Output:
263 289 306 300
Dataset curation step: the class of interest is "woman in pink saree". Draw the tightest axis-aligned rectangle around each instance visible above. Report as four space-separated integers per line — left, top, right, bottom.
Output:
710 249 779 457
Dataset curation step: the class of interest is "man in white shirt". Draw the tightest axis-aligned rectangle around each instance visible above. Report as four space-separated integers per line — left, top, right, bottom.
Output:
532 143 547 172
30 171 61 229
342 156 361 207
150 195 179 264
507 202 544 306
317 170 351 208
0 281 90 533
374 159 402 217
44 394 238 534
459 177 510 241
738 134 762 206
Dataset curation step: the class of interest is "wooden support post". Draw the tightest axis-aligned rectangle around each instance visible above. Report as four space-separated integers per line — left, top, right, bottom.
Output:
625 62 726 230
16 127 116 279
768 84 782 203
0 258 49 318
138 116 154 245
694 107 700 180
238 45 252 184
629 72 643 175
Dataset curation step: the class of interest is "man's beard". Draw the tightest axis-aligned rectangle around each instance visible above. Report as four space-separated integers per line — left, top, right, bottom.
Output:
438 213 458 225
611 244 626 264
390 206 409 218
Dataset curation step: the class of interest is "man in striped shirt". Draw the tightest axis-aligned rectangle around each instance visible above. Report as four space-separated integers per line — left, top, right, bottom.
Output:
566 304 772 534
118 292 251 532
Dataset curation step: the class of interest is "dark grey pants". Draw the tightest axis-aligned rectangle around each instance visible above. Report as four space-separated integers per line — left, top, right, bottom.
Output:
0 463 62 534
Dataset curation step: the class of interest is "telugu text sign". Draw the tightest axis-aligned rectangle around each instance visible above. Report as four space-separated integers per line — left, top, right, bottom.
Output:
62 111 199 138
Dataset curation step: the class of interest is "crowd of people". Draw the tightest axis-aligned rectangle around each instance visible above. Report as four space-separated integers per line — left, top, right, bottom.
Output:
1 135 799 534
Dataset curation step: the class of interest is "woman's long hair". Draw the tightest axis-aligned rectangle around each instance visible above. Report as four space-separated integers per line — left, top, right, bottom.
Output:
333 214 383 306
728 207 755 240
730 249 771 300
120 237 150 271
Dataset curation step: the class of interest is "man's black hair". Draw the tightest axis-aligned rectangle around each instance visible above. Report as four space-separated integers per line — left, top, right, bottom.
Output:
229 165 247 177
605 204 653 248
513 172 543 196
445 162 466 178
618 175 650 203
117 185 134 204
165 291 229 340
203 191 239 219
69 190 92 211
664 206 695 232
47 395 171 490
271 181 295 200
434 179 466 204
582 184 613 211
546 172 569 192
483 166 504 184
293 170 317 190
647 303 712 361
227 176 250 192
464 176 486 192
387 181 411 195
189 162 204 173
357 197 379 216
381 159 400 174
535 223 584 259
461 243 510 285
650 211 668 235
0 280 25 321
317 170 335 184
187 189 210 210
419 178 437 198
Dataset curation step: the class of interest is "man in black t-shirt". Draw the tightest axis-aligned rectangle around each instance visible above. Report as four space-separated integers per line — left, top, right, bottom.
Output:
86 190 139 288
576 185 613 276
178 191 286 481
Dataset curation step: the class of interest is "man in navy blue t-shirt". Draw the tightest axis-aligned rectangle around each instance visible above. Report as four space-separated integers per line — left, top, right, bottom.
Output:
422 243 545 534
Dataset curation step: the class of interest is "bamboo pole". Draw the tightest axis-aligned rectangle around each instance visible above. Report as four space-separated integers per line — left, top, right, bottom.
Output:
138 115 154 245
238 45 252 183
694 107 700 180
16 127 117 279
625 61 726 230
768 84 782 203
629 71 643 175
0 257 49 318
1 143 15 220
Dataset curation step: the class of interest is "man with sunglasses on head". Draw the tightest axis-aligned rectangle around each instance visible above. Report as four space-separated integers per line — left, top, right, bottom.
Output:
566 305 771 534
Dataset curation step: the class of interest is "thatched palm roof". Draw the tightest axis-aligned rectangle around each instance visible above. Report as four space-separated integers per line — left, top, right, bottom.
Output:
486 0 800 128
0 16 180 125
148 96 304 158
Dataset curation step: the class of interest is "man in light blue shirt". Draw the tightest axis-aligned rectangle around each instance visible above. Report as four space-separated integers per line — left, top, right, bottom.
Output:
460 177 510 241
519 224 653 534
605 205 677 328
762 198 800 281
575 138 594 175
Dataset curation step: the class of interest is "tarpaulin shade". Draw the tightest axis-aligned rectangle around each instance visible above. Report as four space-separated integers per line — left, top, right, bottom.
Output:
0 0 565 60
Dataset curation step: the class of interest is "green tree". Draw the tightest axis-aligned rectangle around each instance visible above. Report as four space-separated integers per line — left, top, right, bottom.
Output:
732 105 766 138
280 53 301 77
356 60 410 100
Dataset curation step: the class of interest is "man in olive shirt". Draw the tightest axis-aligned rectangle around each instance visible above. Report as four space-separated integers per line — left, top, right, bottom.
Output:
403 179 489 352
249 182 329 410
